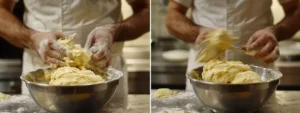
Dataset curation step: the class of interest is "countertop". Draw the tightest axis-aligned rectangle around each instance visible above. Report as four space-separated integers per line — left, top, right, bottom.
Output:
151 90 300 113
0 94 150 113
128 95 150 113
258 91 300 113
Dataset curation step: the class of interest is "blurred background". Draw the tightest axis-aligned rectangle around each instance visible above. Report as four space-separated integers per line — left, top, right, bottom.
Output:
0 0 150 94
151 0 300 90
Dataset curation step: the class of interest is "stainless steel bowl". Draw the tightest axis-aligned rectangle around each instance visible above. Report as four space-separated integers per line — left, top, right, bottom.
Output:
187 65 282 113
20 68 123 113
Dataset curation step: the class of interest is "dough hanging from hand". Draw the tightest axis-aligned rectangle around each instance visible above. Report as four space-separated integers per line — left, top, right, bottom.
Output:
192 28 261 84
196 29 236 62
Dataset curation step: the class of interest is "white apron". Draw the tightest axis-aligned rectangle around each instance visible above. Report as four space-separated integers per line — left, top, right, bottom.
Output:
174 0 274 91
20 0 133 111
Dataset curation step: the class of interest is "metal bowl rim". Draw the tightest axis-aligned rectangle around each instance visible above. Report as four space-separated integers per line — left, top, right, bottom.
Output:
186 65 283 86
20 67 123 87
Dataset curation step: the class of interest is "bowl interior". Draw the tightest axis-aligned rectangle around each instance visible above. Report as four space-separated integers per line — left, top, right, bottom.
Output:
21 67 123 86
187 65 283 112
20 67 123 113
188 65 283 84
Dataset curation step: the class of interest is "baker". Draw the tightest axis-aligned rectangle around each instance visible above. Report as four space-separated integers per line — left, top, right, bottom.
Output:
166 0 300 91
0 0 149 110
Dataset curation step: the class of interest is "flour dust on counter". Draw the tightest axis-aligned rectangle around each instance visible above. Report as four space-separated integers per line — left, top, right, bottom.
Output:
0 95 48 113
151 90 300 113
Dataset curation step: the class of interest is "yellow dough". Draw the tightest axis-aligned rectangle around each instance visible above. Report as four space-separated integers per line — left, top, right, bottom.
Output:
49 67 105 85
45 33 106 85
57 33 92 69
232 71 262 84
0 92 10 102
196 29 236 62
154 88 178 98
193 29 261 84
200 59 261 84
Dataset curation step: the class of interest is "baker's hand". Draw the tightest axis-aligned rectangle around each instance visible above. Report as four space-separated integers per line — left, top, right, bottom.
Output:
30 32 67 65
195 27 215 44
244 27 280 63
85 25 115 68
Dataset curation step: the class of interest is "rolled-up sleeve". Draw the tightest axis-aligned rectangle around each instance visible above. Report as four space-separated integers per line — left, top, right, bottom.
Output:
174 0 193 8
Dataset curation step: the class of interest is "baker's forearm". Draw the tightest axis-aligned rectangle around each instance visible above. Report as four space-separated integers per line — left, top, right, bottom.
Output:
165 1 200 43
166 10 200 43
273 2 300 41
113 1 150 42
0 6 35 48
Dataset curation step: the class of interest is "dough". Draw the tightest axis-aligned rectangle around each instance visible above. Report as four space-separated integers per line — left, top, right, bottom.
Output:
196 29 236 62
43 33 106 85
189 70 201 80
49 67 105 85
232 71 262 84
162 50 189 62
154 88 178 98
0 92 10 102
192 29 261 84
57 34 91 69
200 59 261 84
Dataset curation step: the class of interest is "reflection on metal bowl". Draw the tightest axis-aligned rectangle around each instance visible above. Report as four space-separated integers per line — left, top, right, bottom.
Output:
20 68 123 113
187 66 282 113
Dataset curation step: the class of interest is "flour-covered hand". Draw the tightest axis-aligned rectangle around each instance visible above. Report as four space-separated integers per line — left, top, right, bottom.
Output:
85 25 116 68
244 27 280 63
30 32 67 65
194 27 215 44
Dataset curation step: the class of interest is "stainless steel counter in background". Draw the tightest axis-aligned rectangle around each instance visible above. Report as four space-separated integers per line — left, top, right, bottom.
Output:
275 61 300 90
275 40 300 90
151 0 189 89
151 38 189 89
123 33 150 94
0 0 24 94
0 59 22 94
